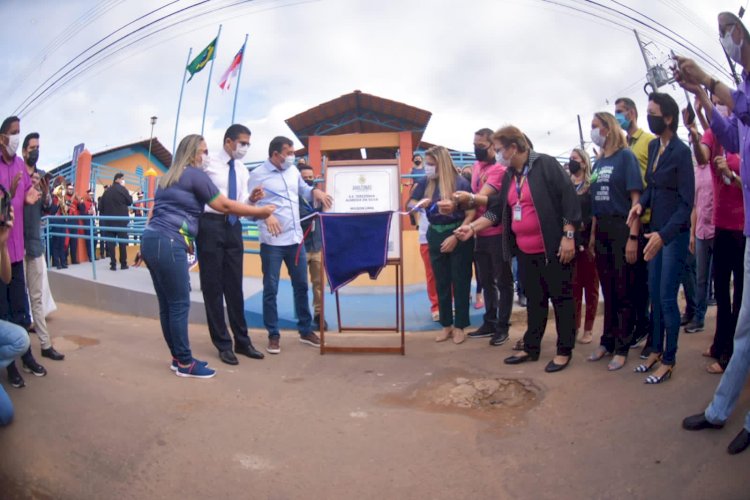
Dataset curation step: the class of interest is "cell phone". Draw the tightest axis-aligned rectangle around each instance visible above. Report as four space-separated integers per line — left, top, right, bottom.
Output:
685 102 696 126
0 185 11 227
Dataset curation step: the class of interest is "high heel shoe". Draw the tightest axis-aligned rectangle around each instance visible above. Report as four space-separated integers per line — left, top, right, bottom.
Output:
435 327 452 342
634 355 661 373
645 365 673 384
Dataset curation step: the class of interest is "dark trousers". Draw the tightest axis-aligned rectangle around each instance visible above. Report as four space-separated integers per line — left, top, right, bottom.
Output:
105 230 128 268
632 225 651 344
427 226 474 329
51 235 66 268
474 234 513 334
519 251 575 357
196 214 251 353
573 247 599 332
711 228 745 368
595 217 636 356
1 262 33 374
681 251 697 320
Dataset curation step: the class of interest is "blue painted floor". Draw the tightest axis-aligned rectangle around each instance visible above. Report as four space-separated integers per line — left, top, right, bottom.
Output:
244 281 489 332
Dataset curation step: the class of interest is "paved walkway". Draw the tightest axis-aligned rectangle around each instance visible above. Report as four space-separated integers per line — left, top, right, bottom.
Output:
0 300 747 499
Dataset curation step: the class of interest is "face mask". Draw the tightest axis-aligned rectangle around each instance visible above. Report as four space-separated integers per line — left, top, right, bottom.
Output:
474 145 489 163
721 24 744 64
647 115 668 136
497 151 513 167
568 159 582 175
615 112 631 131
233 143 249 160
414 159 422 166
4 134 20 156
279 155 295 169
304 179 314 187
424 163 437 179
590 128 606 148
201 153 210 169
27 149 39 166
461 172 472 182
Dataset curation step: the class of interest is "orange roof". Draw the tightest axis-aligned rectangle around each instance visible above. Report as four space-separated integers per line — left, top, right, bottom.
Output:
285 90 432 148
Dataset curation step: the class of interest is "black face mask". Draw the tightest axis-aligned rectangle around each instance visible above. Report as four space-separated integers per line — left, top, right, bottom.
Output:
474 145 490 162
27 149 39 166
304 179 314 187
414 159 422 166
647 115 668 136
568 159 582 175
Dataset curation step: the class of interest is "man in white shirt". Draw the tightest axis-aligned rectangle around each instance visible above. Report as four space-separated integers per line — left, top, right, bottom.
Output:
248 136 332 354
196 124 264 365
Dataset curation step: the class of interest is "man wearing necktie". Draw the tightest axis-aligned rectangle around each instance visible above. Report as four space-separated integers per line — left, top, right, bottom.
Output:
196 124 265 365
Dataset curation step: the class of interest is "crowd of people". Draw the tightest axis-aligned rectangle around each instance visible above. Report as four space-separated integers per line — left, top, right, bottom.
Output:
1 9 749 456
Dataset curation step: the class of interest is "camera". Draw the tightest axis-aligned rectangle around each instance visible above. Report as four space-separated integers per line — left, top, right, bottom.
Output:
0 185 11 227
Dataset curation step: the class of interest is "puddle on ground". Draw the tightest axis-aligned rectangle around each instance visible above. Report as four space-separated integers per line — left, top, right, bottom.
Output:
56 335 100 351
381 370 542 424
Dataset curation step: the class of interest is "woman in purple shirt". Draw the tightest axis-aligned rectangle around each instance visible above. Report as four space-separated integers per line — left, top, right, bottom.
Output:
142 134 274 379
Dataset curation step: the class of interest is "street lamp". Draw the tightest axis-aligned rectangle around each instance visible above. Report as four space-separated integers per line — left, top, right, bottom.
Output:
147 116 158 167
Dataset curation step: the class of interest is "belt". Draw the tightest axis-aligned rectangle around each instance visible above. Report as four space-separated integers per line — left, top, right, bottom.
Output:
202 212 233 222
430 221 462 233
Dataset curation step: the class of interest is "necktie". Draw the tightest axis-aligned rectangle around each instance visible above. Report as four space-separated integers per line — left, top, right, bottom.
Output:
227 158 237 225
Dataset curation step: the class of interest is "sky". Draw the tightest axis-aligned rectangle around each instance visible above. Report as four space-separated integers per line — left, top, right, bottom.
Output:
0 0 741 170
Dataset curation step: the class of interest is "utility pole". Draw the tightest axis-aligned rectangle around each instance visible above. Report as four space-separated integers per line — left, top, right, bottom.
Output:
576 114 585 151
634 30 657 92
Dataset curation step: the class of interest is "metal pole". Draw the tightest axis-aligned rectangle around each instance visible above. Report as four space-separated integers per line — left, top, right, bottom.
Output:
173 47 193 155
634 29 657 90
231 34 249 124
201 25 223 135
577 114 585 151
147 116 157 167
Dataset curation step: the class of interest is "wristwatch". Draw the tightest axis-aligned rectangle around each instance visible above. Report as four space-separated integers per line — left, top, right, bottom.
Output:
629 234 638 241
564 230 575 240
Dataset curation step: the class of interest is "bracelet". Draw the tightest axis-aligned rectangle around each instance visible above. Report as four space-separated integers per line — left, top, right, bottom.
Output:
469 193 476 208
628 234 638 241
469 222 475 234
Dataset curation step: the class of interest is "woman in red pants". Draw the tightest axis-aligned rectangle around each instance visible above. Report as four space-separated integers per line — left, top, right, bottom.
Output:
568 148 599 344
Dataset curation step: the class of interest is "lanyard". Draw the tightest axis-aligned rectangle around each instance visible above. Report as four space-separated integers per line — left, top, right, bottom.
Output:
514 165 529 204
575 181 585 193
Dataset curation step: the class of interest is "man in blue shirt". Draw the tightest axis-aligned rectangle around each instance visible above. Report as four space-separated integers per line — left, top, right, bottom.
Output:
248 137 332 354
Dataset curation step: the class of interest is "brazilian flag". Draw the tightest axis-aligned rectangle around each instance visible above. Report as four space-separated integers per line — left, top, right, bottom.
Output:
186 37 218 82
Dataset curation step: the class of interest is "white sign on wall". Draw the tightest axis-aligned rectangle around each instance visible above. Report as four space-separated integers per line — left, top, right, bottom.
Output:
325 162 401 260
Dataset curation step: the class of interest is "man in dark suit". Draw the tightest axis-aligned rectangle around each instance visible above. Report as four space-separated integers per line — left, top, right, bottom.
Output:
99 173 132 271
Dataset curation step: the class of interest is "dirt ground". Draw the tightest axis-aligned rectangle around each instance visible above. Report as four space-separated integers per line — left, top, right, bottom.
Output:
0 302 748 500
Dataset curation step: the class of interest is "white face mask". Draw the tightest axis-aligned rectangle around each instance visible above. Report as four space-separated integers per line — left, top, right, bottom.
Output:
424 163 437 179
496 151 513 167
233 143 249 160
721 24 744 64
201 153 210 169
283 155 296 169
4 133 20 156
590 127 607 148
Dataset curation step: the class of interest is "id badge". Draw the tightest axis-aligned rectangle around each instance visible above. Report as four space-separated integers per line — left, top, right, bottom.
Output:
513 204 522 222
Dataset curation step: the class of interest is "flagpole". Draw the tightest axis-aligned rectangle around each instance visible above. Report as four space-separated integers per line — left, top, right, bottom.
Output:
201 24 222 136
173 47 193 155
231 34 249 124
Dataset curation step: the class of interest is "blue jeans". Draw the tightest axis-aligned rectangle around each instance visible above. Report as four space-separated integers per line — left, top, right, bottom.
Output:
141 231 192 364
705 237 750 432
260 243 312 338
694 237 714 324
0 320 30 426
649 231 689 365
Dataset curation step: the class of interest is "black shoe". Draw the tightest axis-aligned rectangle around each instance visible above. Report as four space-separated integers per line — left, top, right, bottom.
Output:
218 350 239 365
61 264 68 269
235 344 264 360
7 363 25 388
468 324 495 339
312 315 329 331
518 295 527 308
109 265 117 271
639 344 653 360
630 330 648 348
545 356 571 373
682 413 724 431
41 347 65 361
504 353 539 365
728 429 750 455
680 314 691 326
489 331 509 346
121 265 129 270
22 358 47 377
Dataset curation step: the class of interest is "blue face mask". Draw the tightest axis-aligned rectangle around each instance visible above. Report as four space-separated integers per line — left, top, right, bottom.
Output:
615 112 631 131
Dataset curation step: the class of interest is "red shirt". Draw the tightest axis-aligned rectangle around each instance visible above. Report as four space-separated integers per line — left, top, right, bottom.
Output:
471 161 505 237
702 129 744 232
507 174 545 254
